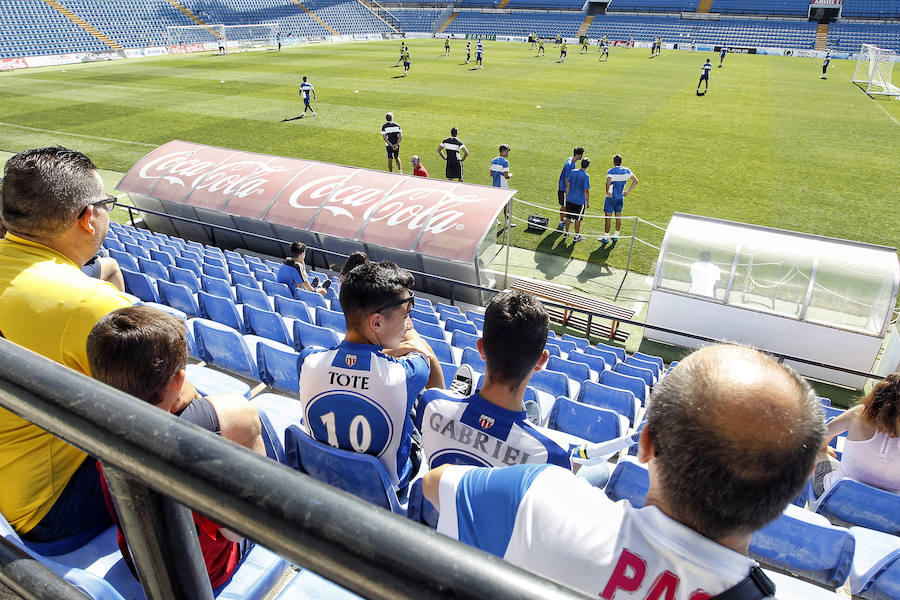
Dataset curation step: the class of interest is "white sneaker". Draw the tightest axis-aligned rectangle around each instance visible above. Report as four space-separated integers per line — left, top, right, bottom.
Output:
573 234 583 242
450 364 475 396
612 231 619 240
601 234 610 243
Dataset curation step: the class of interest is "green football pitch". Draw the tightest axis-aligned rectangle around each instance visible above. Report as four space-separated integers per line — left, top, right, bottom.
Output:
1 39 898 275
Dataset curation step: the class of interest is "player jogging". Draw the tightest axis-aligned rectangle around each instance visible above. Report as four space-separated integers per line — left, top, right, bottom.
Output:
821 50 831 79
299 76 316 117
599 39 609 62
465 41 471 64
475 40 484 68
395 42 405 67
537 38 545 56
690 38 697 53
580 38 589 54
719 45 727 67
401 47 410 76
603 154 639 243
382 112 402 173
697 58 711 93
558 41 567 63
445 38 450 55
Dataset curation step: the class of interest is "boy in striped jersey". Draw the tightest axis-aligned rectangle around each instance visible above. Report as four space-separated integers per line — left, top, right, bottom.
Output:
299 76 316 117
475 40 484 68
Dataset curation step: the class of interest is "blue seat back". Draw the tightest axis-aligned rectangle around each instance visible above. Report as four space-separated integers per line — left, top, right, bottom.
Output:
578 380 638 426
292 320 340 352
202 263 229 281
149 248 174 267
198 291 244 333
121 268 159 303
263 280 294 300
227 262 252 276
315 307 347 335
548 356 591 386
812 478 900 534
585 346 620 366
157 280 200 318
543 341 562 358
596 342 626 362
273 296 312 324
436 304 461 320
560 333 589 350
439 362 459 387
257 343 301 395
410 308 439 324
460 347 486 372
444 317 477 336
421 336 455 365
257 409 286 464
243 305 292 347
108 249 138 271
201 274 234 301
123 242 149 260
633 351 664 371
450 330 479 352
550 338 578 355
625 356 660 380
192 319 259 380
294 288 328 310
548 397 623 443
104 237 125 252
137 257 168 281
529 368 570 400
599 370 647 405
605 459 649 506
412 318 445 340
284 426 402 514
407 478 438 529
568 350 608 375
614 362 655 388
236 283 271 311
465 311 485 328
232 271 259 289
173 255 201 277
168 265 201 294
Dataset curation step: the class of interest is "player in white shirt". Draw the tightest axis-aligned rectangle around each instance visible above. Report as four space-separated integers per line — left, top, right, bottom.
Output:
415 290 610 486
425 344 826 599
299 261 444 491
689 250 721 297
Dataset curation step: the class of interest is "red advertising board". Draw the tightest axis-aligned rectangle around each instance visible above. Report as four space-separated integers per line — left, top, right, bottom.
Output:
117 141 514 263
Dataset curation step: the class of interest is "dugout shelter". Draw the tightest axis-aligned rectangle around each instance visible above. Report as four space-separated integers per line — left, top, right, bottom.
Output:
116 141 515 304
646 213 899 388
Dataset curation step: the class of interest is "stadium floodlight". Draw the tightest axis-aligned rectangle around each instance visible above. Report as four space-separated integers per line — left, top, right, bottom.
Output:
223 23 280 53
166 24 226 50
852 44 900 98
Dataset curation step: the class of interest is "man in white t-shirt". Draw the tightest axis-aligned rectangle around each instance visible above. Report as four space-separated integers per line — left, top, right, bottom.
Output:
424 344 825 598
689 250 721 297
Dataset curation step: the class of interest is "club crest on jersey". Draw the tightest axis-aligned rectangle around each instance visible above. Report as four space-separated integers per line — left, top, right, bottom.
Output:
478 414 495 430
345 354 357 368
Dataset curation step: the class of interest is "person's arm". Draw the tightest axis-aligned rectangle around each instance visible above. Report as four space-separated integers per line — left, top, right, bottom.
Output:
383 131 390 145
823 404 862 448
565 177 571 197
312 87 317 100
605 175 612 197
383 327 445 389
584 188 590 210
438 144 446 160
460 146 468 162
624 173 639 196
423 464 452 510
396 131 402 146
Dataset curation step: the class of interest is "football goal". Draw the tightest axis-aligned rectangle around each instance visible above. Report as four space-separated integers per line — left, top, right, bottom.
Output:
165 23 279 53
852 44 900 98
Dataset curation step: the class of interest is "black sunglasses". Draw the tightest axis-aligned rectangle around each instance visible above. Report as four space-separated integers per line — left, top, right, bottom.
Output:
78 195 117 218
375 291 415 314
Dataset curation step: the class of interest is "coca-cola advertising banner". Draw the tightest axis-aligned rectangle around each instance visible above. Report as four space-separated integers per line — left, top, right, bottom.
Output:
116 141 514 263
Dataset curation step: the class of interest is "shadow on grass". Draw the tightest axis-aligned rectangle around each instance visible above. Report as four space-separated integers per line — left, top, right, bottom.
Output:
391 75 407 79
280 115 304 122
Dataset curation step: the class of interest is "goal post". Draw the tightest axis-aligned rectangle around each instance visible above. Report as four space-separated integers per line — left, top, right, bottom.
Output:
166 24 225 49
852 44 900 97
222 23 280 53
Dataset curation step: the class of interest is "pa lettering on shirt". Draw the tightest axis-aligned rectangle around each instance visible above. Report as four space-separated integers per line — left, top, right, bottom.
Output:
328 371 370 390
601 549 712 600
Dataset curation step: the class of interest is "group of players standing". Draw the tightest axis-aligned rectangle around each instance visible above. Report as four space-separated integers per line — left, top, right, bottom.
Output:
442 38 485 68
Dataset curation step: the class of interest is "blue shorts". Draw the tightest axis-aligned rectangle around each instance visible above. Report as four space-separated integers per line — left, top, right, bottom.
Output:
604 197 624 214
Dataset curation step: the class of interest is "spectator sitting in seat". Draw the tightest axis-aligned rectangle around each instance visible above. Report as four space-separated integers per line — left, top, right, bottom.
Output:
0 147 132 541
424 344 825 598
82 247 125 292
87 305 265 589
814 372 900 496
414 290 609 487
298 261 444 492
277 241 328 296
339 250 369 282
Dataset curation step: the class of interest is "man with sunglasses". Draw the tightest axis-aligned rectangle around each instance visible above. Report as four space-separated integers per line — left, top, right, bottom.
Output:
298 261 444 492
0 147 131 541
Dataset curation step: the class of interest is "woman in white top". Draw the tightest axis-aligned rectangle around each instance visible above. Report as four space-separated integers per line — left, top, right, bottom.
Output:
813 372 900 496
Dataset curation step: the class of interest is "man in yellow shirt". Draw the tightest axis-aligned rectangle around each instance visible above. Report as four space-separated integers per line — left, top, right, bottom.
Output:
0 147 131 540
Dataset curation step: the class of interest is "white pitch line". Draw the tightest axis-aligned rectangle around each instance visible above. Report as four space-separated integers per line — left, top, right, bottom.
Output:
874 99 900 127
0 122 157 147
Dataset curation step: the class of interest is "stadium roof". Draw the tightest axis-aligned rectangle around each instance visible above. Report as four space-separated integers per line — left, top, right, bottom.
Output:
117 141 515 263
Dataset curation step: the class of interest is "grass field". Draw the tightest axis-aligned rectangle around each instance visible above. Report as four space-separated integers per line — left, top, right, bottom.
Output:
1 38 899 276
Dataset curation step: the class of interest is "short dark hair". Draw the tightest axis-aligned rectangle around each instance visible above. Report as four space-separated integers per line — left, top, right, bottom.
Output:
646 345 825 540
385 112 393 121
302 76 308 81
482 290 549 388
2 146 103 238
289 242 306 258
613 154 623 166
499 144 510 153
340 251 369 279
450 127 458 136
580 158 590 169
339 261 415 329
860 372 900 437
87 306 187 406
573 147 584 157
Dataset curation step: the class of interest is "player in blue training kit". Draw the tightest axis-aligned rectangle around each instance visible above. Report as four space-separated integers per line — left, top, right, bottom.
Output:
299 76 316 117
490 144 513 227
697 58 711 93
719 45 727 67
298 261 444 492
603 153 639 243
564 158 591 242
557 147 584 229
475 40 484 68
599 39 609 62
821 50 831 79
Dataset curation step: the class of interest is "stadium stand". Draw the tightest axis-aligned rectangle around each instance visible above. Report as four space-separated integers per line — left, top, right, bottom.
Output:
607 0 700 12
709 0 811 17
829 21 900 53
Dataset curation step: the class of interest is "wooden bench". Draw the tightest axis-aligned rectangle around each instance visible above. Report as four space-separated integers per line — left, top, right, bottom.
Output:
510 278 634 343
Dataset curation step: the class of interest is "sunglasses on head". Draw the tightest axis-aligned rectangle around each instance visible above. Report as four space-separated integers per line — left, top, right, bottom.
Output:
375 291 415 314
78 195 117 218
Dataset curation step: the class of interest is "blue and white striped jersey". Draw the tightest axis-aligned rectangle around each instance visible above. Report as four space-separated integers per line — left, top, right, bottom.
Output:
300 81 314 101
299 341 430 489
414 389 583 469
490 156 510 188
606 166 632 200
438 464 762 599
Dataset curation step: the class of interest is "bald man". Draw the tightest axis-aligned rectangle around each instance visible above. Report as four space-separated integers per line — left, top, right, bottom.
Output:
424 344 825 598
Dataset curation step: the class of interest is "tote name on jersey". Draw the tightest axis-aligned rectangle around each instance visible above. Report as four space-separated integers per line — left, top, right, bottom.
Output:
427 412 533 466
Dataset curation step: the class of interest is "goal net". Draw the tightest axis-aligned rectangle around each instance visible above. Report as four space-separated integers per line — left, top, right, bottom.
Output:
852 44 900 97
166 24 225 50
165 23 279 53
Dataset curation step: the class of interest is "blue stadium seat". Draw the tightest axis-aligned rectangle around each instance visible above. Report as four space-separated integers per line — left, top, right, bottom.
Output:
294 288 329 310
625 356 660 382
567 350 608 379
849 526 900 600
599 370 648 405
560 333 589 350
439 362 459 387
407 478 438 530
148 248 174 267
197 290 245 333
231 271 259 290
103 237 125 252
528 369 570 421
121 268 160 303
436 303 461 321
584 346 620 367
262 280 294 300
807 478 900 534
227 262 252 277
252 393 304 454
460 347 486 372
422 336 455 365
108 249 138 272
450 330 479 352
273 296 313 324
633 351 664 372
605 457 649 506
614 362 655 388
123 242 149 260
192 319 261 380
577 380 640 427
548 355 591 387
543 342 562 358
444 317 477 336
201 274 235 302
257 342 301 395
410 308 439 325
412 318 445 340
174 255 202 277
236 283 273 311
157 280 200 318
465 310 485 329
203 257 227 272
548 338 578 355
169 265 201 294
595 342 625 362
138 258 168 282
243 305 294 347
548 397 628 443
284 425 405 515
315 307 346 335
293 320 340 352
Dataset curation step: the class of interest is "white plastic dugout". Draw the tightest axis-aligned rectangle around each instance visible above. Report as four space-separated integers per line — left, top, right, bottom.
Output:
852 44 900 97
